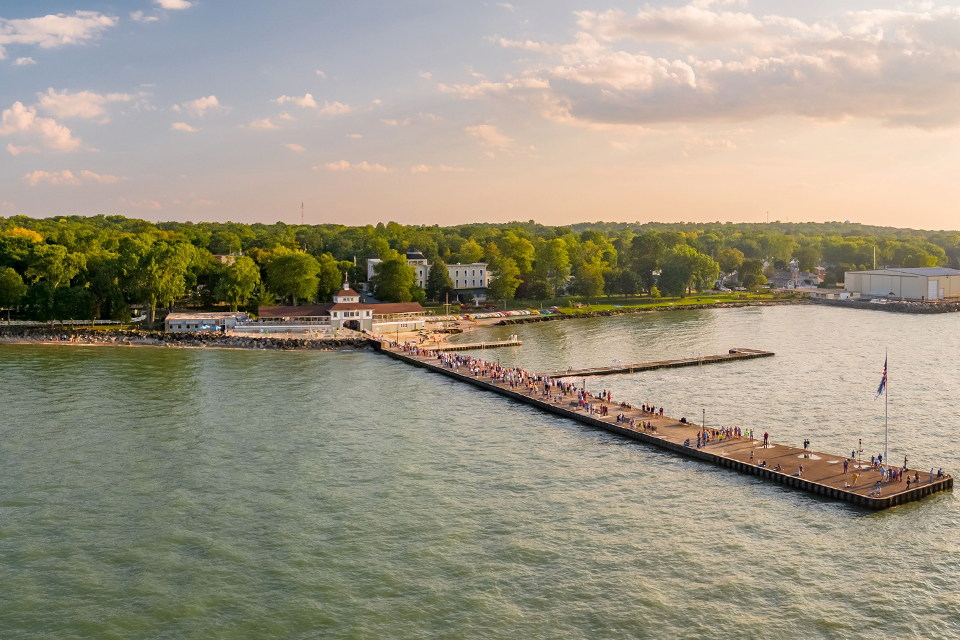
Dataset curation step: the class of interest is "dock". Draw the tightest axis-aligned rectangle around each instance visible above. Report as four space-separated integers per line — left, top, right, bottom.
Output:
438 338 522 351
374 343 952 510
547 348 774 378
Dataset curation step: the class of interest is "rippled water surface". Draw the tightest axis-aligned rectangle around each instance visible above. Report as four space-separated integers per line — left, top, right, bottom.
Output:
2 305 959 638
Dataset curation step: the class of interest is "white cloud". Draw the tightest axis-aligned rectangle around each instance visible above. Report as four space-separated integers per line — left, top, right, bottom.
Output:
0 101 82 151
316 69 326 78
448 2 960 129
0 11 118 60
171 122 198 132
279 112 294 121
130 11 159 23
154 0 192 9
346 134 362 138
318 101 352 116
7 143 39 155
420 112 442 121
497 3 515 11
410 164 471 173
193 199 219 206
80 169 126 183
120 197 161 210
283 143 305 152
23 169 81 186
248 118 278 130
14 57 36 65
381 118 411 126
464 124 514 148
275 93 318 108
37 88 133 119
372 99 382 105
420 70 433 80
317 160 390 172
178 95 224 117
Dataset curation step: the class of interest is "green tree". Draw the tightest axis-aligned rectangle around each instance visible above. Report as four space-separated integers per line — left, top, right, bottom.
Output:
0 267 27 320
26 243 86 288
658 245 700 296
458 239 484 264
692 252 720 292
425 257 455 302
739 259 767 288
215 256 261 311
372 250 416 302
535 238 571 297
487 256 521 302
133 242 197 325
717 247 744 274
570 259 606 297
629 232 666 292
267 251 321 306
315 253 343 301
209 230 242 255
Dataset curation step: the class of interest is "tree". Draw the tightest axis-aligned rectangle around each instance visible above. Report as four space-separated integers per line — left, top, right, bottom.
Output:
209 230 242 255
315 253 343 301
267 251 321 306
570 259 606 297
794 246 820 273
487 256 521 302
717 247 744 274
658 245 701 296
458 239 484 264
0 267 27 320
425 257 455 302
629 232 666 292
535 238 571 297
26 243 86 288
692 252 720 292
739 259 767 288
372 250 416 302
215 256 261 311
133 242 196 325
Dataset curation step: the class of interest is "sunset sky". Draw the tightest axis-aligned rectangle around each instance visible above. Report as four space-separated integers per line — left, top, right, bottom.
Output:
3 1 960 228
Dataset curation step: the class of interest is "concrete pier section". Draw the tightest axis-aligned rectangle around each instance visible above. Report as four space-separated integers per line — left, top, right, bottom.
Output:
546 348 773 378
374 343 952 511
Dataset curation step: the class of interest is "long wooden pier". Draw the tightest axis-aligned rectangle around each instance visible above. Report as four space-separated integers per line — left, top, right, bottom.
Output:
438 338 522 351
546 348 773 378
374 343 952 510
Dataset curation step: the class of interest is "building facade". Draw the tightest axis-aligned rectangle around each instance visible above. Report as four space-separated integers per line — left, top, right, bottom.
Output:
366 251 490 301
165 312 248 333
844 267 960 301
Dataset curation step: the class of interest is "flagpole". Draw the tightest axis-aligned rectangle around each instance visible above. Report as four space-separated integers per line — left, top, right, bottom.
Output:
885 347 888 472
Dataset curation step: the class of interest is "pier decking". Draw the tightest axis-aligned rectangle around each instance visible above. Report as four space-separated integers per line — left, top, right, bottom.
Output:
375 343 952 510
546 348 774 378
438 338 522 351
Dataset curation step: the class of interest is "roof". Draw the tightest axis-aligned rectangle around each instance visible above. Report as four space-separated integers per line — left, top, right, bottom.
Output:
371 302 426 314
850 267 960 277
336 288 361 298
165 312 247 320
330 302 374 311
405 250 427 260
257 305 332 318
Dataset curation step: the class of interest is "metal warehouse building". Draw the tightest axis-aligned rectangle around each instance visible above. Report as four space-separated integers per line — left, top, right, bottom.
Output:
844 267 960 301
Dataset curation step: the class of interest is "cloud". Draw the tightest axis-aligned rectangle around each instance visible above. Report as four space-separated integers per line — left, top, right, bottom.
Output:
23 170 81 186
0 11 118 60
154 0 192 9
381 118 411 126
420 112 442 121
120 197 161 210
410 164 471 173
279 112 294 121
7 143 39 155
14 57 36 65
443 2 960 129
170 122 198 132
177 95 224 117
283 143 305 152
497 3 515 11
79 169 126 183
317 160 390 172
130 11 159 23
275 93 318 108
248 118 278 130
318 101 352 116
316 69 326 78
419 71 433 80
0 101 82 151
193 199 219 206
37 88 133 119
464 124 514 148
346 133 362 138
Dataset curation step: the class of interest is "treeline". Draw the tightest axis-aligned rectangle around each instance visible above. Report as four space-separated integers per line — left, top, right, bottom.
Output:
0 215 958 324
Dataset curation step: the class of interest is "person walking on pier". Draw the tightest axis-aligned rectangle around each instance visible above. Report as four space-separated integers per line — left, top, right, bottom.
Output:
763 432 769 448
844 459 849 474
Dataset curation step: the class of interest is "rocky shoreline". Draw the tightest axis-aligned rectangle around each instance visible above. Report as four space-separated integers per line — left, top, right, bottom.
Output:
814 298 960 314
495 299 809 325
0 328 371 350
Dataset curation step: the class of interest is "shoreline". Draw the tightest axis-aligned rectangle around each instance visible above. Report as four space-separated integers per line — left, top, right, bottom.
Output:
0 329 371 351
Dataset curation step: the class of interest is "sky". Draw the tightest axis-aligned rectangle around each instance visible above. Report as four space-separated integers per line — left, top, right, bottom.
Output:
3 0 960 228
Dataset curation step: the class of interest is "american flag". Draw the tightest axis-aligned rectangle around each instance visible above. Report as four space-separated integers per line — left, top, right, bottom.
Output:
875 356 887 400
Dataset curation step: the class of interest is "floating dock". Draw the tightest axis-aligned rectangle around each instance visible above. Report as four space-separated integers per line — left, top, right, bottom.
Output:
547 348 774 378
374 343 952 510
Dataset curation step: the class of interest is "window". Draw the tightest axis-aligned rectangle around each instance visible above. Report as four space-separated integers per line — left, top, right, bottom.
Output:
456 280 459 287
472 270 475 276
472 280 476 286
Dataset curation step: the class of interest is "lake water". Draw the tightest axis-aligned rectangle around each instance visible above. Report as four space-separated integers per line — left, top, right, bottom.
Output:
1 305 958 638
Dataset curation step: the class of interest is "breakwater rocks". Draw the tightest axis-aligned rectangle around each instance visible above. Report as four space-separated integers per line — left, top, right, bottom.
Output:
816 299 960 314
0 328 370 350
496 299 807 325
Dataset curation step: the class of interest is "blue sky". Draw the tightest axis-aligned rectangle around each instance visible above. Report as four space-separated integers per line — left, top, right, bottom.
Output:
4 1 960 228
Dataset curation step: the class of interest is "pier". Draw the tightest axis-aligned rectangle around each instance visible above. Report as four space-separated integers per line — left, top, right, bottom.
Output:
374 342 952 510
546 348 774 378
437 337 522 351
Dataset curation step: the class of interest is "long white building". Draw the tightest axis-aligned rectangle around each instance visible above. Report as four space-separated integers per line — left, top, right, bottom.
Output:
844 267 960 301
367 250 491 301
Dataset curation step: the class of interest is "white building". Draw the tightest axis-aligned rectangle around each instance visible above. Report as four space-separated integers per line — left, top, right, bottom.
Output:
367 250 491 301
165 312 248 333
844 267 960 301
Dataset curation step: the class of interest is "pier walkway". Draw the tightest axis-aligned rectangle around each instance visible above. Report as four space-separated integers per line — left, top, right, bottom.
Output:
436 338 522 351
374 342 952 510
546 348 773 378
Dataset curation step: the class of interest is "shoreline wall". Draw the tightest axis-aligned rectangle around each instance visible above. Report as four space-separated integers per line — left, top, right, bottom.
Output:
0 328 370 350
497 299 808 325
